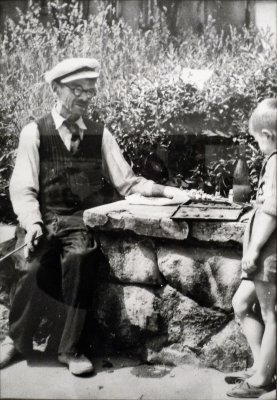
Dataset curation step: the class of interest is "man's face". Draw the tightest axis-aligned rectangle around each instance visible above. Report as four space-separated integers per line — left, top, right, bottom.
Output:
252 129 276 155
57 78 97 120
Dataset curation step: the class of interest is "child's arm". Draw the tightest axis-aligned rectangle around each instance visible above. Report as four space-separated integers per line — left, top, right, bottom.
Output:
242 211 276 274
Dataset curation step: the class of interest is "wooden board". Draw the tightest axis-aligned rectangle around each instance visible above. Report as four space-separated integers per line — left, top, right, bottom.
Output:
170 202 246 221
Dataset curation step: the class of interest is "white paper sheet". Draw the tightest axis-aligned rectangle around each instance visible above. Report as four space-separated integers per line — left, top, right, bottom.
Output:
125 193 191 206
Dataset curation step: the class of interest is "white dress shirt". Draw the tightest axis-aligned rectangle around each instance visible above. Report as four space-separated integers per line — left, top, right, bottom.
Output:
9 108 154 230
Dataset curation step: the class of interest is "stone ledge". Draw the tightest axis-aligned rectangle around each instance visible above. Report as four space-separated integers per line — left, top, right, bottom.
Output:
84 201 246 243
84 201 189 240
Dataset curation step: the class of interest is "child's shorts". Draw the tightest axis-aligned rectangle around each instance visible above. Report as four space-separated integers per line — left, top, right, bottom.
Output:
242 211 276 285
251 254 276 284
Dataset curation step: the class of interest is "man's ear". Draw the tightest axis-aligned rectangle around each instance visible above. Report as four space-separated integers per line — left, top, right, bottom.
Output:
261 128 275 140
51 81 59 95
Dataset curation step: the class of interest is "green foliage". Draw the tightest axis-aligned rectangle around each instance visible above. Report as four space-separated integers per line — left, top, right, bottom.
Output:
0 1 276 222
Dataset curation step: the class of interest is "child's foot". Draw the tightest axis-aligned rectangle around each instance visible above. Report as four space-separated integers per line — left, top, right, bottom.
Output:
247 373 276 388
258 389 276 400
226 381 275 398
225 368 256 384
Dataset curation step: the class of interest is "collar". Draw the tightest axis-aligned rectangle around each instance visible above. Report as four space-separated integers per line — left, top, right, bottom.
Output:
51 105 87 131
265 149 277 162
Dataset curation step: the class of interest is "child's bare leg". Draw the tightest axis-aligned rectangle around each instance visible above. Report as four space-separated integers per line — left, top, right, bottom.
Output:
247 281 276 387
232 280 264 370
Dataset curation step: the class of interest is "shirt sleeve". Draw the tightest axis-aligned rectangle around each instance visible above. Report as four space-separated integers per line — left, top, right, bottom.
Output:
9 122 43 230
260 154 277 217
102 128 154 197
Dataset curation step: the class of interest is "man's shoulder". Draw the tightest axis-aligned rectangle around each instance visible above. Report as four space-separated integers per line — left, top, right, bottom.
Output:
35 113 57 138
36 113 53 125
21 119 39 135
18 120 39 146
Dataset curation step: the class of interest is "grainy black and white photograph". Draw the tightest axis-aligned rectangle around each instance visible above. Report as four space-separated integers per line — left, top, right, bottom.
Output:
0 1 276 399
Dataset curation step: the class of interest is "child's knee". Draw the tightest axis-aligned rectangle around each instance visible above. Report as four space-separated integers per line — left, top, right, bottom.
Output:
232 294 252 318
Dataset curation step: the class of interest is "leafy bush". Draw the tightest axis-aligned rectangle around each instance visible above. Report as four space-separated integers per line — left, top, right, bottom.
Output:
0 1 276 222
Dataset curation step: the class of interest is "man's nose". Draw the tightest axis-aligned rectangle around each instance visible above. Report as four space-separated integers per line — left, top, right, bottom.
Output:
79 92 90 101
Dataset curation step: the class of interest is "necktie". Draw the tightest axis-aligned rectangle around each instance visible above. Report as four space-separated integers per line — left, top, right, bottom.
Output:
63 121 80 154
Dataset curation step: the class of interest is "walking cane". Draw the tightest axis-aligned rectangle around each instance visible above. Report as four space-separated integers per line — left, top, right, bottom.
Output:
0 234 43 264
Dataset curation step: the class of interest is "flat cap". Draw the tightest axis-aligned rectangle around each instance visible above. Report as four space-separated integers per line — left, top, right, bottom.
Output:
45 58 100 84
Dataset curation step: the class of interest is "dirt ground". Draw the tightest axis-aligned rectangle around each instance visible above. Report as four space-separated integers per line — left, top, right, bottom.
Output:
0 353 236 400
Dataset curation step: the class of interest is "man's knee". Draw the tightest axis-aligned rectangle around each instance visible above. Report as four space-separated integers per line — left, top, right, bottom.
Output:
63 245 100 266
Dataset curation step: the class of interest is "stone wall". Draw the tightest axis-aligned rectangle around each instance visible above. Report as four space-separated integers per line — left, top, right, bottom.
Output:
0 203 252 371
93 231 251 372
82 201 252 371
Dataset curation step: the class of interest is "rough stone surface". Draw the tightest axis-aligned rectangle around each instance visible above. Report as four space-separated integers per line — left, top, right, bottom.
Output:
95 282 159 347
204 252 242 310
100 234 163 285
201 319 252 372
0 224 16 243
157 244 241 310
0 304 9 341
0 237 19 307
146 343 200 367
84 202 189 240
190 221 245 244
84 202 247 243
157 245 211 306
156 286 230 349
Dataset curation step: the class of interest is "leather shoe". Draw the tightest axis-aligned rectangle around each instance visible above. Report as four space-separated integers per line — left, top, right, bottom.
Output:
58 353 94 376
0 337 19 369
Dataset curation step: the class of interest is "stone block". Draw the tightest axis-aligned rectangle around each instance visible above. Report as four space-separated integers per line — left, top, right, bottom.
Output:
157 244 241 310
0 237 18 307
201 320 252 372
0 304 9 341
95 282 159 346
100 234 163 285
156 286 230 349
146 343 200 367
0 225 16 243
157 244 210 306
190 222 245 244
204 252 242 309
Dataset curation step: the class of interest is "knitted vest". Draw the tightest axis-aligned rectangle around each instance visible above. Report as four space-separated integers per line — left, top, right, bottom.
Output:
37 113 114 219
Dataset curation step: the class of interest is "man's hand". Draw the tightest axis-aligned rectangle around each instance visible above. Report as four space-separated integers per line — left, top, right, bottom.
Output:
24 223 43 259
241 247 260 274
163 186 191 202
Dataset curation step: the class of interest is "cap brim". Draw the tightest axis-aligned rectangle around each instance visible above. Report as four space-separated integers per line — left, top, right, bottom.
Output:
60 70 99 83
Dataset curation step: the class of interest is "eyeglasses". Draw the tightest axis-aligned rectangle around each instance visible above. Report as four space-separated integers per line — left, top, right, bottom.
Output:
63 84 97 99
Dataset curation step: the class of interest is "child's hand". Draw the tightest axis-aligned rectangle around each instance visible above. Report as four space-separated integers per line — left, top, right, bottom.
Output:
241 248 260 274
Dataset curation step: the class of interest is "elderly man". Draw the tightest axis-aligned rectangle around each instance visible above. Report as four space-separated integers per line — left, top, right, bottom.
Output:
0 58 185 376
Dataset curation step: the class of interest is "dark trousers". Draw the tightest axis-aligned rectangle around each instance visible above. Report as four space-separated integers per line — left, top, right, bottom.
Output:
9 214 99 355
